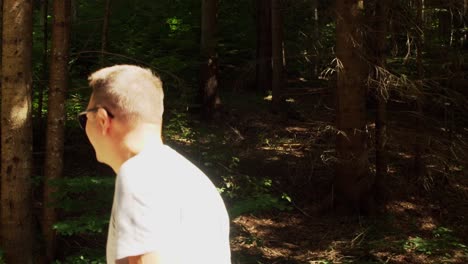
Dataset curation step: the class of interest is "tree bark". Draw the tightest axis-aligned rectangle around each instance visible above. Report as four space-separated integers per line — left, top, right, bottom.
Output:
413 0 426 179
37 0 48 122
1 0 34 263
42 0 71 262
271 0 284 111
335 0 371 213
464 0 468 47
200 0 220 120
310 0 319 79
0 0 3 193
365 0 389 201
0 0 2 84
255 0 272 92
100 0 112 66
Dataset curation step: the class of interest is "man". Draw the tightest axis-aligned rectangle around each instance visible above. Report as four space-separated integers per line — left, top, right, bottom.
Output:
78 65 231 264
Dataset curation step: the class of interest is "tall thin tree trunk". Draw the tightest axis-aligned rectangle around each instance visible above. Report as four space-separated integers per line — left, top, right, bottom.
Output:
366 0 389 200
414 0 426 179
42 0 71 262
33 0 49 146
200 0 220 120
366 0 388 198
0 0 3 189
1 0 34 263
310 0 319 79
100 0 111 66
421 0 425 22
335 0 371 213
448 4 463 48
37 0 48 134
452 0 465 48
464 0 468 46
271 0 284 111
448 1 465 74
256 0 272 91
0 0 2 86
450 7 455 47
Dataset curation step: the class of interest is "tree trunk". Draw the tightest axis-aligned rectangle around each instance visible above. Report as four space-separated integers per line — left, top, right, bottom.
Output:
100 0 112 66
36 0 49 149
450 4 461 48
0 0 2 83
1 0 34 263
335 0 371 214
0 0 2 183
71 0 77 21
414 0 426 179
365 0 389 201
271 0 283 111
310 0 319 79
464 0 468 47
439 7 450 46
37 0 48 139
200 0 220 120
42 0 71 262
255 0 272 92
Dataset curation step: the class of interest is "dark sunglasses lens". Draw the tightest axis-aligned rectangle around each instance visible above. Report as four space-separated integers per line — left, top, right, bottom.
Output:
78 114 87 130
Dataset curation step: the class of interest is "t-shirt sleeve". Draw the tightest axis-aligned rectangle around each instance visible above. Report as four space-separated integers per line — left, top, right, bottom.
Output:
113 170 180 261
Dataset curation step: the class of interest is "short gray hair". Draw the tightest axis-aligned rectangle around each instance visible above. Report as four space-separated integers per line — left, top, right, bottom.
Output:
88 65 164 125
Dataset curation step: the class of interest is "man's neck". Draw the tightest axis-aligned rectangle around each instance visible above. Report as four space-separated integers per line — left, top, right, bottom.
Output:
112 124 163 173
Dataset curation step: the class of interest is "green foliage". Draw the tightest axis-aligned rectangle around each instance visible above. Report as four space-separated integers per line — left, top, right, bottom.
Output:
151 56 189 77
229 193 292 218
404 237 435 255
53 253 105 264
218 0 255 64
52 177 114 212
53 177 114 194
283 1 335 77
402 227 468 257
51 177 113 237
217 155 293 213
164 110 196 143
53 216 109 236
309 261 333 264
166 17 191 35
66 94 86 121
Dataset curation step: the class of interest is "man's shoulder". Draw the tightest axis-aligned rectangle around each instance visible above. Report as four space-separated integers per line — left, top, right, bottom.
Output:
147 145 202 173
119 144 203 182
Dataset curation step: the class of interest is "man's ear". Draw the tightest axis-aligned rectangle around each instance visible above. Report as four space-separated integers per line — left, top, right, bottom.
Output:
96 108 111 135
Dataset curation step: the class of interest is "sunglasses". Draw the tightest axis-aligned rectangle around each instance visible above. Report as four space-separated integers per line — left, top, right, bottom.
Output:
77 107 114 130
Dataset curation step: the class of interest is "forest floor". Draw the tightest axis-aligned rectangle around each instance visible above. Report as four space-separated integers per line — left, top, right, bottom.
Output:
61 80 468 264
164 81 468 264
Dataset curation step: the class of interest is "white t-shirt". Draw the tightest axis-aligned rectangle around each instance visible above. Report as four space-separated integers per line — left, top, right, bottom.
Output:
106 144 231 264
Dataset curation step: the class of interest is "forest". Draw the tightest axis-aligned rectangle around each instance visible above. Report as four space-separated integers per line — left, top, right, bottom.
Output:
0 0 467 263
